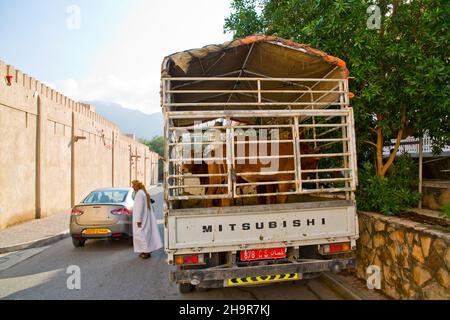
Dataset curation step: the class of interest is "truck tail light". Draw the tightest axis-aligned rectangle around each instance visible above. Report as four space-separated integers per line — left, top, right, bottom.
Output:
175 254 202 265
320 242 351 254
111 207 132 215
71 209 84 216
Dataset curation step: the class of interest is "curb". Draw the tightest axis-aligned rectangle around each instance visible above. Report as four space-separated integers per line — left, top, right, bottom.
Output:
320 272 363 300
0 230 70 254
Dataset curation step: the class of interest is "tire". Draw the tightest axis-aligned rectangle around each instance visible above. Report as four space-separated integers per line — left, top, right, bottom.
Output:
178 283 194 294
72 237 86 247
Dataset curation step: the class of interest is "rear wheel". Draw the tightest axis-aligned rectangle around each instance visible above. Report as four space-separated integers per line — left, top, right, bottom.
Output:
72 237 86 247
178 283 194 294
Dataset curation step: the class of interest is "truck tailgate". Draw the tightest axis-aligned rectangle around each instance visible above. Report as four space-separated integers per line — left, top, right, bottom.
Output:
167 200 358 251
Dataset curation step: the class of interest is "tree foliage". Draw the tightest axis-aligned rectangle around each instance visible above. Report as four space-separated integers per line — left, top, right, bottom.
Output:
140 136 164 181
224 0 265 38
225 0 449 178
141 136 164 157
356 155 421 214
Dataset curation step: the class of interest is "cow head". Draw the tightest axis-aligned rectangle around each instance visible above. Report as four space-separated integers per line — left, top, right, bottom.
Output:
180 148 209 175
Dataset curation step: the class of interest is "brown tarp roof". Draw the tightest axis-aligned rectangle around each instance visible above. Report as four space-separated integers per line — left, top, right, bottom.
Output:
162 35 349 79
161 35 349 125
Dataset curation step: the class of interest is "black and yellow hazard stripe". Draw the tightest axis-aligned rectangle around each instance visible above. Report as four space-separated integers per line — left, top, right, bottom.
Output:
227 273 299 286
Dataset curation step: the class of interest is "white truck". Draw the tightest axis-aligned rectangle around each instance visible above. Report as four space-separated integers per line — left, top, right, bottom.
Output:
161 36 359 293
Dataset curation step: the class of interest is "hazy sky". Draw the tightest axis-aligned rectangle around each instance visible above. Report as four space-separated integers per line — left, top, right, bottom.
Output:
0 0 233 114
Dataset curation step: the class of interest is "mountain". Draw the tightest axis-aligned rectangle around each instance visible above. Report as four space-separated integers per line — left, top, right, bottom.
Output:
88 101 163 140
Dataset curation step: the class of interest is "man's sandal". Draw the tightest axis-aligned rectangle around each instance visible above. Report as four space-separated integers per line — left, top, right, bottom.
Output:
139 253 151 259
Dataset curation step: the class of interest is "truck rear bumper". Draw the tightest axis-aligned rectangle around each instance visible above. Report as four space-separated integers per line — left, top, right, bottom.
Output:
170 257 356 288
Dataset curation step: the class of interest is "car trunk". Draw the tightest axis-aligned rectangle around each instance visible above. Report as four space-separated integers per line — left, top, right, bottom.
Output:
74 205 124 226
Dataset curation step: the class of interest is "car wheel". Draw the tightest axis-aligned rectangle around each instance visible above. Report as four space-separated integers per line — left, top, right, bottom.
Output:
72 237 86 247
178 283 194 294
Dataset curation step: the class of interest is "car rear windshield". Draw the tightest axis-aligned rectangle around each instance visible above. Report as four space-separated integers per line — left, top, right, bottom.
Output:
84 190 129 204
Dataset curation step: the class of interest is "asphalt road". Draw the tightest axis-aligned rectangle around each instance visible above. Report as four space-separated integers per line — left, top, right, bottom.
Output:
0 187 346 300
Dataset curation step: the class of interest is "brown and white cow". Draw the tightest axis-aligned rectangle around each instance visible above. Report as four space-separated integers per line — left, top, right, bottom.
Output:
181 137 321 207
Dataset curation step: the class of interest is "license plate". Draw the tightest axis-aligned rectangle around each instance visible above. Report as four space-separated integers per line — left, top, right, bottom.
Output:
83 228 111 235
240 247 286 261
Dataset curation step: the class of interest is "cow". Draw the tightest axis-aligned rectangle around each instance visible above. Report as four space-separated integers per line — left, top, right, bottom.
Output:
218 139 320 206
180 136 321 207
180 148 231 207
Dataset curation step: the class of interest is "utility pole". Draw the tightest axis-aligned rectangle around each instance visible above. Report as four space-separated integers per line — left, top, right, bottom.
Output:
35 93 42 219
71 112 86 207
111 130 115 187
130 146 141 183
418 137 423 209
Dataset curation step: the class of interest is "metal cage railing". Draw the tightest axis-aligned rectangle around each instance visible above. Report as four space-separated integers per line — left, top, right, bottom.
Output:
162 77 357 206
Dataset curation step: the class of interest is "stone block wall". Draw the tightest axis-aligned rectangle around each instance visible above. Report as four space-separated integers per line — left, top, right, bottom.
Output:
356 211 449 299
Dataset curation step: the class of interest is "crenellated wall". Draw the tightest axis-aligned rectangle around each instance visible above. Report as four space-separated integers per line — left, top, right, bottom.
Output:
0 61 159 229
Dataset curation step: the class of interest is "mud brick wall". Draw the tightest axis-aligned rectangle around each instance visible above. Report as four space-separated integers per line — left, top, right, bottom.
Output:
0 61 159 229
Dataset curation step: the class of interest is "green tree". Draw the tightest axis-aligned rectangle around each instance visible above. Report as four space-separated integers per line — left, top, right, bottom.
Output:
224 0 265 38
225 0 449 178
141 136 164 181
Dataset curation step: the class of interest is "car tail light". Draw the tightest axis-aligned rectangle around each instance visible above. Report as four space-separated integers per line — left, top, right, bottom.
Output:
111 207 132 215
71 209 84 216
320 242 351 254
175 254 203 265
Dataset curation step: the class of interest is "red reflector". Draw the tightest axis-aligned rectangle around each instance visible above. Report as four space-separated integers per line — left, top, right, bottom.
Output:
111 208 132 215
175 255 201 265
321 242 351 254
71 209 83 216
183 255 199 264
330 244 343 252
112 233 123 237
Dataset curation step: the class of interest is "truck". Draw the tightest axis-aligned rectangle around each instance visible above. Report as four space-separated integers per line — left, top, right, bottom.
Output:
161 35 359 293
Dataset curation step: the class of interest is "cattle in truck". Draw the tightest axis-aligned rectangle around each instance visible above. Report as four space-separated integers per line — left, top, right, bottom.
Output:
180 128 321 207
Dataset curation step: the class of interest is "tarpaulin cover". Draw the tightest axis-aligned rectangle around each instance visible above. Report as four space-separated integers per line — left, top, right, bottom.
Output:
161 35 349 124
162 35 348 79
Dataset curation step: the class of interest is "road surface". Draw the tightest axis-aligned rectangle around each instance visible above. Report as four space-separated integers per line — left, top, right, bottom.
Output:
0 187 360 300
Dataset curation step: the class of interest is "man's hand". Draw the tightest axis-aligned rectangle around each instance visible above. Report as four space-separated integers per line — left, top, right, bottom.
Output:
137 222 142 228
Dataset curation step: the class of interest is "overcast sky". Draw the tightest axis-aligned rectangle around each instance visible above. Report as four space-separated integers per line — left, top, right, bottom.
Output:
0 0 233 114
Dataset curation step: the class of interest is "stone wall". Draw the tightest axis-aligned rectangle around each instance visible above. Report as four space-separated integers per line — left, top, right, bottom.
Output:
356 211 449 299
0 60 159 229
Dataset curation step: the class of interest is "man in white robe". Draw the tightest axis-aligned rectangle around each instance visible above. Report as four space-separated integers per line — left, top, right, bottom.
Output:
132 182 163 259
